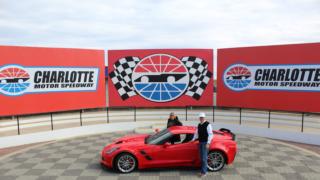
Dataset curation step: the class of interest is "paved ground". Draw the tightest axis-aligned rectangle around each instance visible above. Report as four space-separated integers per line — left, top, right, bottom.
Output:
278 140 320 155
0 142 52 157
0 131 320 180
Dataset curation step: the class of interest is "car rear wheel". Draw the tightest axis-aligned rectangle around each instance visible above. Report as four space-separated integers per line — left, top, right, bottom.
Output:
207 150 226 172
115 153 137 173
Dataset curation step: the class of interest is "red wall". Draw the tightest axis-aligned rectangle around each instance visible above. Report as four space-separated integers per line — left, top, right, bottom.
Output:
217 43 320 113
108 49 213 107
0 45 106 116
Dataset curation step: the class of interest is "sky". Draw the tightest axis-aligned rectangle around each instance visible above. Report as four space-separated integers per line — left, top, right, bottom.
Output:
0 0 319 76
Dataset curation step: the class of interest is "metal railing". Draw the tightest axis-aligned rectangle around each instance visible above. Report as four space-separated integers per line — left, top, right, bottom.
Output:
1 106 320 137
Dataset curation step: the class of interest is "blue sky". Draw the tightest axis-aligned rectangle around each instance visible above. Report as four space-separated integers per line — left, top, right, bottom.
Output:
0 0 319 75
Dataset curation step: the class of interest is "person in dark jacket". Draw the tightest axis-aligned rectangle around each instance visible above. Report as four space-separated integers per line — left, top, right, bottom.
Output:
167 112 182 144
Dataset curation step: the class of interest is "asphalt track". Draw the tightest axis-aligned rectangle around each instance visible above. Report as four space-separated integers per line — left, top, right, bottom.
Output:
0 131 319 180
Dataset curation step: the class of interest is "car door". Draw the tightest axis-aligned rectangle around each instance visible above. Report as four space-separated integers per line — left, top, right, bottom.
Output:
140 143 178 168
138 130 177 167
141 133 198 168
166 133 199 166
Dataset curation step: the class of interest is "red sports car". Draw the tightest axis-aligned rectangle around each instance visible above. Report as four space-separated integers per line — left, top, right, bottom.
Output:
101 126 237 173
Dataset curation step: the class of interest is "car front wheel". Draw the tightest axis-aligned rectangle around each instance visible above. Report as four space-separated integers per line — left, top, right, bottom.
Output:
207 150 226 172
115 153 137 173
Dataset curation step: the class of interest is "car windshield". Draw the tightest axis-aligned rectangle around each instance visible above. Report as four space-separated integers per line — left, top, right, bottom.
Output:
145 128 172 145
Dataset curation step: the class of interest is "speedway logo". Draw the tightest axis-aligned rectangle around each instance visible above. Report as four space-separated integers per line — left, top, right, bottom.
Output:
0 65 99 96
109 54 212 102
224 64 320 91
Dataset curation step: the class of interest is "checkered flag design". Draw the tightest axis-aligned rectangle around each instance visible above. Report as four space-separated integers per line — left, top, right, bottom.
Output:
182 56 212 100
109 56 140 100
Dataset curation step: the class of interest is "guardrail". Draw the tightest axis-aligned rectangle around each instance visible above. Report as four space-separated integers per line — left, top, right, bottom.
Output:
1 106 319 137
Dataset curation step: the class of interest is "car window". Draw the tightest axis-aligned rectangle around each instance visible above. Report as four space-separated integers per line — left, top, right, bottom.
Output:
171 133 194 145
183 133 194 143
146 129 173 145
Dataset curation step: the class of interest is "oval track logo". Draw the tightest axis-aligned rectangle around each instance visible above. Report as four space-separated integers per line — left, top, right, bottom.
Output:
0 66 30 96
223 64 252 91
132 54 189 102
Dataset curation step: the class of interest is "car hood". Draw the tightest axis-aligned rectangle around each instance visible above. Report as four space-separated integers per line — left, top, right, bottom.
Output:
113 134 149 144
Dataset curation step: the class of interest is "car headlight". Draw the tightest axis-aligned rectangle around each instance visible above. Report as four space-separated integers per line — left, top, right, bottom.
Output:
105 147 119 154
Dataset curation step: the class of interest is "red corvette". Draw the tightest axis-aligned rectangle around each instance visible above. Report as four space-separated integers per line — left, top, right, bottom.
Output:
101 126 237 173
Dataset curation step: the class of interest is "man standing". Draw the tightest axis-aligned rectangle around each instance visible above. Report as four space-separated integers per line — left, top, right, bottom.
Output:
192 112 213 177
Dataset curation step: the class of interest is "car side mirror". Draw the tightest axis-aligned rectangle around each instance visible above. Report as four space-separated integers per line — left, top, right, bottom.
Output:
163 142 171 148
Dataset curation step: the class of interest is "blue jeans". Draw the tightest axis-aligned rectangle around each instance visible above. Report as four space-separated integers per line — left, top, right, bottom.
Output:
199 142 208 174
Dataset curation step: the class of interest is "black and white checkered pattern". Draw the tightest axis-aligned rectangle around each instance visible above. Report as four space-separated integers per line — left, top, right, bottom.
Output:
1 131 319 180
182 56 212 100
109 57 140 100
110 56 212 101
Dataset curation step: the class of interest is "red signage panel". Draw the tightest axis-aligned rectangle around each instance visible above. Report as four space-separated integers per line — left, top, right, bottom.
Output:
108 49 213 107
217 43 320 113
0 45 106 116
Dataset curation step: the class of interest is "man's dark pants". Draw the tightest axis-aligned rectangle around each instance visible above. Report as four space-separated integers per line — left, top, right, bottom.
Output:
199 142 208 174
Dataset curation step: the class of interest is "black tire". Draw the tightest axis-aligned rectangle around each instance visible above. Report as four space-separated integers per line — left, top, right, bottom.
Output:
207 150 226 172
114 153 137 173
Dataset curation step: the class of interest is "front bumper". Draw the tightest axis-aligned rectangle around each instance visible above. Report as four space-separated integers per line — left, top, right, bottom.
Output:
100 152 113 168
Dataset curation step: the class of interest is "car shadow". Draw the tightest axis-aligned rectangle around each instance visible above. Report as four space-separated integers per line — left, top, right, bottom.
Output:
99 162 199 174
